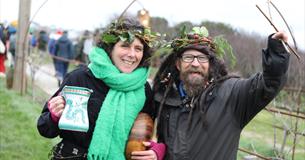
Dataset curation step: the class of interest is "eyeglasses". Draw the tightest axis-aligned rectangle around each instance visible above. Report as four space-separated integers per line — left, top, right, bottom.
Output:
181 54 209 63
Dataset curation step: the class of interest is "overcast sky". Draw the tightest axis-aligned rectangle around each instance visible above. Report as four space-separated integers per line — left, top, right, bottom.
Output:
0 0 304 50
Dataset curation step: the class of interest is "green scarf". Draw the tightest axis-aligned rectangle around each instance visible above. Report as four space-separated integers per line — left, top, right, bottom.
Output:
87 47 149 160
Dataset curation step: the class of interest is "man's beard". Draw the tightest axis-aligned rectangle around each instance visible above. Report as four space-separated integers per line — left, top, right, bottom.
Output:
180 68 208 97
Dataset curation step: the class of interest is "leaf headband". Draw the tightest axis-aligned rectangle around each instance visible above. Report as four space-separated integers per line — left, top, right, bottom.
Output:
100 20 160 48
171 26 236 67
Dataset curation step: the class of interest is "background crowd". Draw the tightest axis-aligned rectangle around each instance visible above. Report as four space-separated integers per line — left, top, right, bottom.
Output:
0 21 102 86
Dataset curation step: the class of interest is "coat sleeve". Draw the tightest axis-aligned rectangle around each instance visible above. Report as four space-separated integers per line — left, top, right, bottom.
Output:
37 72 75 138
231 34 290 128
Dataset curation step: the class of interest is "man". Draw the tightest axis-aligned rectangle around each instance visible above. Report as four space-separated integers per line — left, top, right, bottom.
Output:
54 30 73 86
153 26 289 159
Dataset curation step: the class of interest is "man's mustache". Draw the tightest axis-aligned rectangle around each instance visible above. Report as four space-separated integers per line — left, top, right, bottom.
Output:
185 68 205 77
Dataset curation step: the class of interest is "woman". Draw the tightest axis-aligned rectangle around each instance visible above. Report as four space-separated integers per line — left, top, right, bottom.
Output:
37 18 164 160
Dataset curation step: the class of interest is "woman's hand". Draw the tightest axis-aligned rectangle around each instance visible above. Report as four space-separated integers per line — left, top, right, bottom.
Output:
48 95 65 122
131 141 166 160
131 142 157 160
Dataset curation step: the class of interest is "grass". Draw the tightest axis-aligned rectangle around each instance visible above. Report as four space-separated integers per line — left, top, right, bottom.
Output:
238 109 305 160
0 78 59 160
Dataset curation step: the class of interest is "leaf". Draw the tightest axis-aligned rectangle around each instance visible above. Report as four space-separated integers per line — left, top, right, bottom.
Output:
144 28 151 35
128 31 135 43
179 25 188 38
119 32 129 42
119 35 127 42
101 34 118 44
191 26 209 37
214 35 236 68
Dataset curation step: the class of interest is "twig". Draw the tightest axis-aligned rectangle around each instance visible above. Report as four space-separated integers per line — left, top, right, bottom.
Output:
265 107 305 119
269 1 298 50
118 0 138 21
238 148 271 160
23 0 49 45
49 54 86 66
291 107 300 160
255 4 301 61
267 0 273 21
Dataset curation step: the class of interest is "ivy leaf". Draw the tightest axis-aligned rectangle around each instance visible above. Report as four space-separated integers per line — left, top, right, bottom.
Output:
191 26 209 37
101 34 118 44
179 25 188 38
214 35 236 68
119 35 127 42
144 28 151 35
128 31 135 43
119 32 129 42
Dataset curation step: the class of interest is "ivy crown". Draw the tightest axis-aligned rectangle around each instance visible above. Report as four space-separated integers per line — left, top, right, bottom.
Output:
170 26 236 67
100 19 160 48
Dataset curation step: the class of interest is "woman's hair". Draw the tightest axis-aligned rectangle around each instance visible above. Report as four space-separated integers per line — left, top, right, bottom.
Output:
97 18 153 68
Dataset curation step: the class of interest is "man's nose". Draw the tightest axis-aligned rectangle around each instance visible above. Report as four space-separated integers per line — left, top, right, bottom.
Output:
191 57 201 66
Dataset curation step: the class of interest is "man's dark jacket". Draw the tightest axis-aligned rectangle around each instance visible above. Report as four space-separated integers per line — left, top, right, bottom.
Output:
155 36 290 160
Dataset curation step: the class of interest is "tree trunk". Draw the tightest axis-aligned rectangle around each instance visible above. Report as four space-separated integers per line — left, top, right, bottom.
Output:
12 0 31 95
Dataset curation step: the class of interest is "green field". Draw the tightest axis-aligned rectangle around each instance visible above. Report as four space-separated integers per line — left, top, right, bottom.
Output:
0 78 59 160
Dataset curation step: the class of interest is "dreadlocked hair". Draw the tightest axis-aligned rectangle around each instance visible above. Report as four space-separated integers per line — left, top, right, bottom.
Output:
153 52 180 123
208 53 228 80
153 52 180 93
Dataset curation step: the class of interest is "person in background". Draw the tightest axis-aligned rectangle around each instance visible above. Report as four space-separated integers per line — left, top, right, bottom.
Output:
30 31 37 48
152 26 290 159
82 30 93 64
8 26 17 62
37 30 49 55
74 30 91 66
48 30 62 76
54 30 73 86
37 18 165 160
28 29 37 55
0 23 7 77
